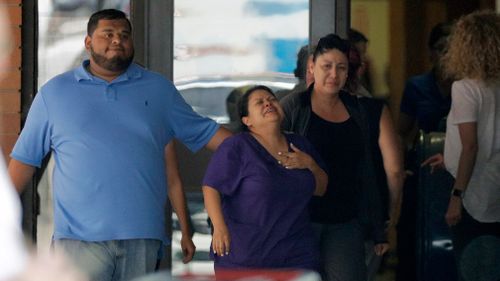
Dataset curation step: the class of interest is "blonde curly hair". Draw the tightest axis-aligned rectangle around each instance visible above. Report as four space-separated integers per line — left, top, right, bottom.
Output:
442 10 500 83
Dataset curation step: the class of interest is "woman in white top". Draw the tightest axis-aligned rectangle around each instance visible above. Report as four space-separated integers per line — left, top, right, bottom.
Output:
424 10 500 281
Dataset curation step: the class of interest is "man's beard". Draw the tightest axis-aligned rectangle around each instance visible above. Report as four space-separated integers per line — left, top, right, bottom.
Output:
90 46 134 72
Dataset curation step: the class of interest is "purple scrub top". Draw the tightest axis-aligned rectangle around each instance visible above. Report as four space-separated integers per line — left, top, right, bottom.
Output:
203 132 323 270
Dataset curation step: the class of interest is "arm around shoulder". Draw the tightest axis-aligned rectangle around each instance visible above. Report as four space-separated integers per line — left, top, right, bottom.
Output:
205 127 233 151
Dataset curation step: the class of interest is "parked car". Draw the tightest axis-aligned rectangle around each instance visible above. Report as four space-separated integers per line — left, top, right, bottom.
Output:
175 73 297 124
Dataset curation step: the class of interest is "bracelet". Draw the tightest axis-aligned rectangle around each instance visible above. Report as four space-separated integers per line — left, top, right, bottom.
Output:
451 188 464 198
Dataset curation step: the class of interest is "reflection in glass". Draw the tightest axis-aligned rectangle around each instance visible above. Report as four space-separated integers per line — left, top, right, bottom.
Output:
174 0 308 80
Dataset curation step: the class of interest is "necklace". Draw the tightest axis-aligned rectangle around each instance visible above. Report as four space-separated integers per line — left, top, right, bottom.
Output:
249 132 289 161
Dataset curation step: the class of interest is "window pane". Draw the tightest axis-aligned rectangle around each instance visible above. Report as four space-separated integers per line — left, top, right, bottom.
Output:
173 0 308 124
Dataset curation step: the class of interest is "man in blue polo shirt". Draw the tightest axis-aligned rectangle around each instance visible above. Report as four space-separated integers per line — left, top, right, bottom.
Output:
8 9 231 281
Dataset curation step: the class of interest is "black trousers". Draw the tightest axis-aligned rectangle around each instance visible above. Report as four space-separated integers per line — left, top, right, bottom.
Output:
451 206 500 281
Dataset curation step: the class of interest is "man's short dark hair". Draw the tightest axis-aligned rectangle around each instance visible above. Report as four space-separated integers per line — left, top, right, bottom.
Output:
348 28 368 44
293 45 309 80
428 22 451 51
87 9 131 36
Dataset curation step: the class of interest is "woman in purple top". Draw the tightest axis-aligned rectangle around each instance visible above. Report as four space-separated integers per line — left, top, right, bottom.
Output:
202 85 328 272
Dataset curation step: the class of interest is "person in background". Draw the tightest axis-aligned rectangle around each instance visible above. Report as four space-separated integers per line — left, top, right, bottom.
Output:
348 28 373 95
345 45 369 97
396 22 452 281
275 45 315 100
281 34 388 281
347 45 405 281
225 85 252 133
203 85 327 273
399 22 453 144
423 10 500 281
8 9 231 281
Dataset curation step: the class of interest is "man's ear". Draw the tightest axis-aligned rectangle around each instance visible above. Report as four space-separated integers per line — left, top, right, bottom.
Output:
84 35 91 51
307 58 314 75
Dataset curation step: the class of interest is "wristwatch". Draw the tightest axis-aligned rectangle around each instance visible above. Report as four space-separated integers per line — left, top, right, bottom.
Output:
451 188 464 198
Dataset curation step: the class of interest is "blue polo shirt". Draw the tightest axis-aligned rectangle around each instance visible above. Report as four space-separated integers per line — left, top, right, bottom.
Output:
11 61 219 244
400 72 451 133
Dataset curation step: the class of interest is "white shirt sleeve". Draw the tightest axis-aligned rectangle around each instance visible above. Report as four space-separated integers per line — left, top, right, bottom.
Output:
450 80 479 125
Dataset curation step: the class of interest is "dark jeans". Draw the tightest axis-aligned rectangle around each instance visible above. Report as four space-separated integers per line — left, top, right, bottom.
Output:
312 221 366 281
451 207 500 281
396 172 417 281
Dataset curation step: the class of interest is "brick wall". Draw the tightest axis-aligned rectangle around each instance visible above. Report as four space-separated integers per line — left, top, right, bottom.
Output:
0 0 21 162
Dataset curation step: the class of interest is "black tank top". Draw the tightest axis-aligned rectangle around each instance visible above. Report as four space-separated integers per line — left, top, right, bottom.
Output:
307 111 364 224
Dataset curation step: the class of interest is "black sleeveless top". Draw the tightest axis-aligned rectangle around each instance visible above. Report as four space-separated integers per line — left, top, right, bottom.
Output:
306 111 364 224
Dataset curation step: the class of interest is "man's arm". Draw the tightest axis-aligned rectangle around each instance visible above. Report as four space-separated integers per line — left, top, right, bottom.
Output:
398 112 417 151
379 106 405 227
205 127 233 151
398 81 418 150
8 159 36 193
165 142 195 263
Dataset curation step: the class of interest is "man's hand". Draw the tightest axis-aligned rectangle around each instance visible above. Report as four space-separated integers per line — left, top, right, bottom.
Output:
374 243 390 256
421 153 445 174
180 235 196 263
386 213 399 230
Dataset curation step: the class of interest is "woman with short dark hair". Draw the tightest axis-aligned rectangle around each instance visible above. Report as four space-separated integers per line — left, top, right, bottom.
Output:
202 85 327 272
280 33 389 281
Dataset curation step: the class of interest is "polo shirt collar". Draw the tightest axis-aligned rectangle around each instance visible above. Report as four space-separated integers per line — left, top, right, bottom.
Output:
74 60 143 83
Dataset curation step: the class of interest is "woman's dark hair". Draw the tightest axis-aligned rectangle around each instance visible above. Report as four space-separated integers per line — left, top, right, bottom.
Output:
87 9 131 36
237 85 275 131
313 33 350 62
